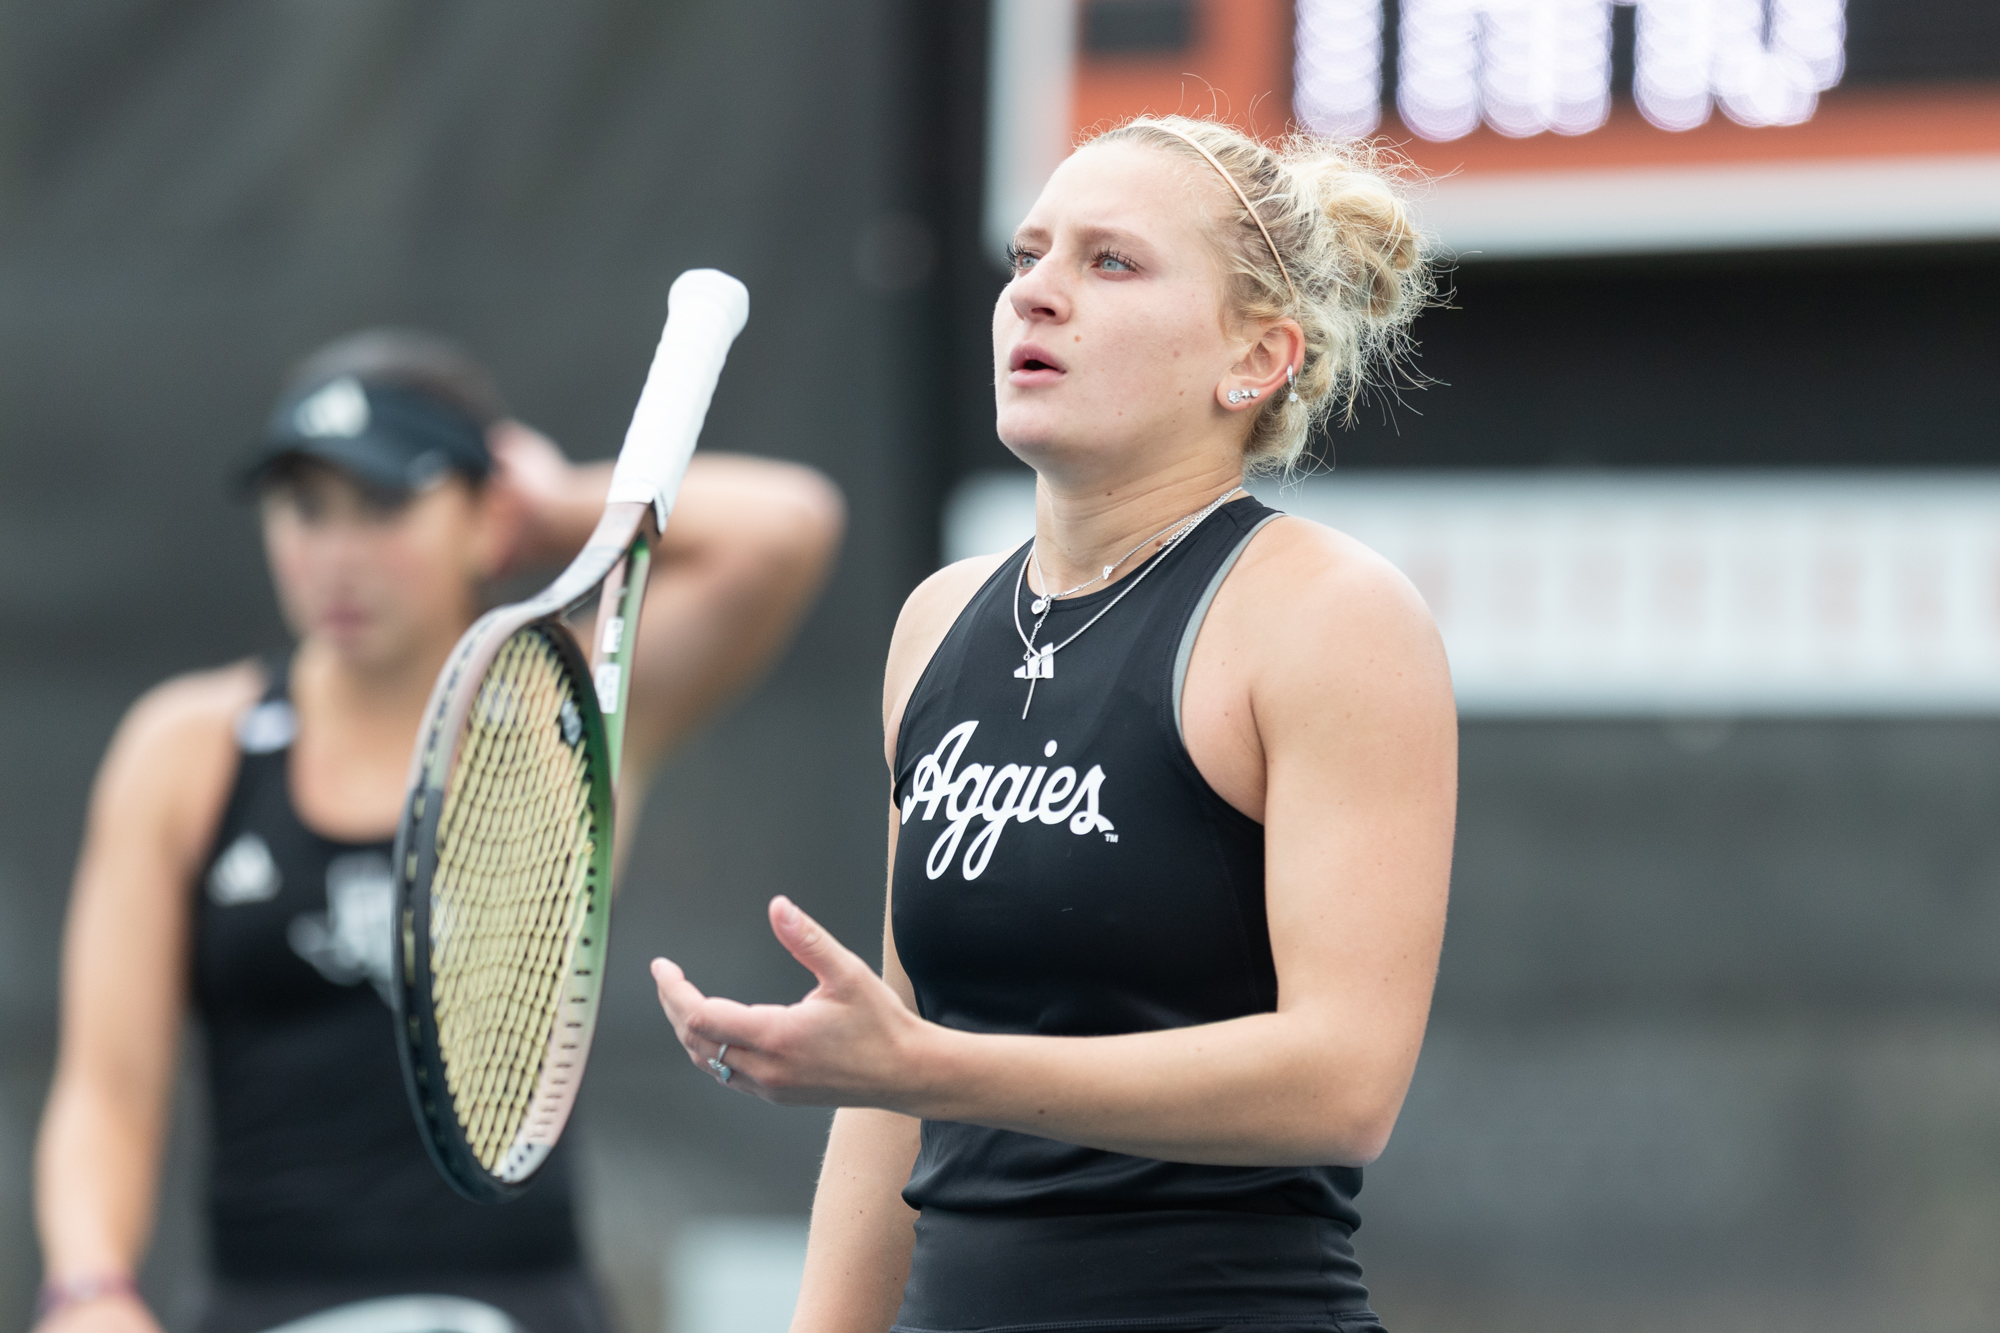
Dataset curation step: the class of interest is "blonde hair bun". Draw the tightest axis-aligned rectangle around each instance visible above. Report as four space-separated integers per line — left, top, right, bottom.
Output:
1088 115 1434 473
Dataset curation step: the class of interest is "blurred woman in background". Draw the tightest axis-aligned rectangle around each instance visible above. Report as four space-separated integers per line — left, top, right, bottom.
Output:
654 114 1455 1333
35 331 843 1333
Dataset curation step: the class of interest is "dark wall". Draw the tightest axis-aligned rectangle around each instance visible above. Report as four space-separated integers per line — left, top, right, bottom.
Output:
1327 243 2000 471
1365 718 2000 1332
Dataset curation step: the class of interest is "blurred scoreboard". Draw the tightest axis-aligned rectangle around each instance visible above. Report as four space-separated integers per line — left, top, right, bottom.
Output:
986 0 2000 258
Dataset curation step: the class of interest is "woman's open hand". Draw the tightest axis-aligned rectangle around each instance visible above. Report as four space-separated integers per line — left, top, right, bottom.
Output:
651 896 932 1109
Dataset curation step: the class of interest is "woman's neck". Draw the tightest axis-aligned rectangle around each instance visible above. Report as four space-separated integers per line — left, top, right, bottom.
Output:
1029 455 1246 596
292 634 455 740
284 633 467 840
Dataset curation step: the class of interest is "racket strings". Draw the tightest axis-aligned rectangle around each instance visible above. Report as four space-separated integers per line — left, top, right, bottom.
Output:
428 627 601 1172
443 642 591 1164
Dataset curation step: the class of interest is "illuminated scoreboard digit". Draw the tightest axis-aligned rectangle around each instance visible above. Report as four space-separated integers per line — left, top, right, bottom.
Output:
1297 0 1848 140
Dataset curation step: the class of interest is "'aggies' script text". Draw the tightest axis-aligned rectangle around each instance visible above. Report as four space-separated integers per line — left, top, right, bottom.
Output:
902 721 1114 881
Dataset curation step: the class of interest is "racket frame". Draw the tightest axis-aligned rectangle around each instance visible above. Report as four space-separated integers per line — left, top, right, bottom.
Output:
392 501 654 1203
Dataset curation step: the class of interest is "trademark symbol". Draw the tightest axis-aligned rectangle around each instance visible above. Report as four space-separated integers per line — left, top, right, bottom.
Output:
1104 833 1118 843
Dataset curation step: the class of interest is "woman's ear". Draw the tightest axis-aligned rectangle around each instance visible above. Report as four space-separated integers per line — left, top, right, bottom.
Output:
1219 318 1306 410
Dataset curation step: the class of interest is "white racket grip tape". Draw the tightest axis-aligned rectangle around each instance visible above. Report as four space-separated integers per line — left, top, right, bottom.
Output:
605 269 751 529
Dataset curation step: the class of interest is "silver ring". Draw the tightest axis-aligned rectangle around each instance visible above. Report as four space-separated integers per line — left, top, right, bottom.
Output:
707 1042 732 1083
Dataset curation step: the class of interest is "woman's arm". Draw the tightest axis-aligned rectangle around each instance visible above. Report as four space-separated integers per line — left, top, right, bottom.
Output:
794 1107 920 1333
789 821 922 1333
614 449 844 770
653 526 1454 1167
489 422 844 777
34 668 254 1330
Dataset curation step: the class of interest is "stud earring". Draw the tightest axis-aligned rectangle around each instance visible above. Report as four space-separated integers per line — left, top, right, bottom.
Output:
1226 388 1260 405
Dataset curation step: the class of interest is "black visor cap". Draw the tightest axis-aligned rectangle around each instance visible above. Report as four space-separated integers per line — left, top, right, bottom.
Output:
242 376 494 497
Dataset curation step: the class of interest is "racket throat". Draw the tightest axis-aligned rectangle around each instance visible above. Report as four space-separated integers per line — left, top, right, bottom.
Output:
589 533 653 783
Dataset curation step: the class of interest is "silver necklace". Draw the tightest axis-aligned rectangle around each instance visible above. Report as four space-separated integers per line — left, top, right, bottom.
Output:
1011 486 1243 718
1027 510 1202 612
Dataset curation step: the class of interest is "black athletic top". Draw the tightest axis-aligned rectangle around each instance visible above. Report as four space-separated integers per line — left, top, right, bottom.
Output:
190 664 592 1292
889 497 1379 1333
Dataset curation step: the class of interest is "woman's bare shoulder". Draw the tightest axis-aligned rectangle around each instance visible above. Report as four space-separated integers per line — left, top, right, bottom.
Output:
1226 514 1449 695
96 660 264 838
881 552 1012 759
1237 512 1431 616
118 660 264 748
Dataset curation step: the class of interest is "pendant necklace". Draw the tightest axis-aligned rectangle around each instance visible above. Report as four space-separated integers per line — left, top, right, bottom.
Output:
1026 512 1195 613
1011 485 1243 719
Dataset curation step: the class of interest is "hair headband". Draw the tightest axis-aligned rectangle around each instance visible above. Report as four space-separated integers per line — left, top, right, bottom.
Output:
1154 125 1300 311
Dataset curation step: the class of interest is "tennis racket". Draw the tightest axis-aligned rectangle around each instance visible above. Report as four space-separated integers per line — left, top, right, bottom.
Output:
391 268 750 1203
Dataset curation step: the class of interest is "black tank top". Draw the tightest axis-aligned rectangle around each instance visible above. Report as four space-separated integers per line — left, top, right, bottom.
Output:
889 496 1377 1332
191 664 584 1282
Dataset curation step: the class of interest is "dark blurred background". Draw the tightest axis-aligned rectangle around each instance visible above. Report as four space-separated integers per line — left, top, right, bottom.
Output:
4 3 2000 1332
